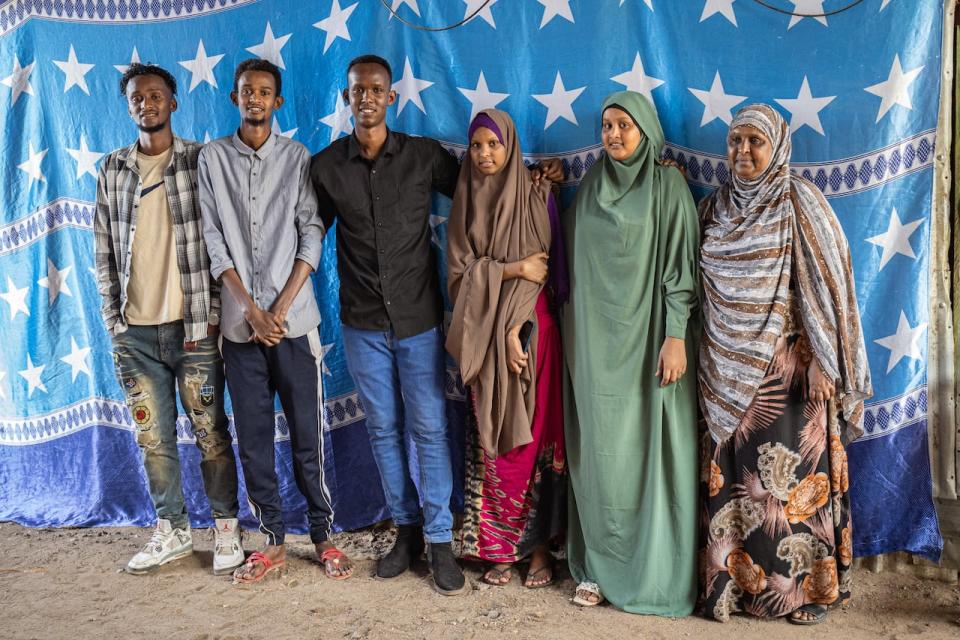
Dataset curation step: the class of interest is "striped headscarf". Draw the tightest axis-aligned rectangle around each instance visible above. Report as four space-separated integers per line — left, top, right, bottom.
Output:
698 104 872 444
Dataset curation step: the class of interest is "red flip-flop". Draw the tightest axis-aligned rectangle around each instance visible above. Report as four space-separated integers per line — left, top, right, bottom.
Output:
320 547 353 580
232 551 285 584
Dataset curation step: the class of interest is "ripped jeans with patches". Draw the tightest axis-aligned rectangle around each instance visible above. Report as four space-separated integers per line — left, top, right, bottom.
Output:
112 321 239 530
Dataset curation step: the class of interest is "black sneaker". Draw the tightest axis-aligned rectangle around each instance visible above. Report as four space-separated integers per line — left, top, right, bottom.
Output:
376 524 424 579
428 542 466 595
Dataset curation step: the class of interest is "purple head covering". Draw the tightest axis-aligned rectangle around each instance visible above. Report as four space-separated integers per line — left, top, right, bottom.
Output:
468 112 504 144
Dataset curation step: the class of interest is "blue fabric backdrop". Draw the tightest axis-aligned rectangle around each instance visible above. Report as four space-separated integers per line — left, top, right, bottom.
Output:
0 0 944 561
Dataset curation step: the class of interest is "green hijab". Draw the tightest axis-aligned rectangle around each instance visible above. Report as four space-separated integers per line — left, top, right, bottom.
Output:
575 90 665 219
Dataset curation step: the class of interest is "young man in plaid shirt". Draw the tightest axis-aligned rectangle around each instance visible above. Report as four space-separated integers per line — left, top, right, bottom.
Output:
95 63 243 576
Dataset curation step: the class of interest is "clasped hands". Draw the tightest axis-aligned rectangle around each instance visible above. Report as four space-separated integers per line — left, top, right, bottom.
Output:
244 302 290 347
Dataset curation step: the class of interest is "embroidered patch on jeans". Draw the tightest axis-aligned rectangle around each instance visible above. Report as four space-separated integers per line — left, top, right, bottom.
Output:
123 377 142 395
132 405 151 425
200 384 215 406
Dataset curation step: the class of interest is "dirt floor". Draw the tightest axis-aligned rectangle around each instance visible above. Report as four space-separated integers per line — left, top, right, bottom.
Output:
1 522 959 640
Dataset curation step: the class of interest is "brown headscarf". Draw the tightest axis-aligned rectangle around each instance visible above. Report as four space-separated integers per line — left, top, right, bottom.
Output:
698 104 872 444
446 109 552 457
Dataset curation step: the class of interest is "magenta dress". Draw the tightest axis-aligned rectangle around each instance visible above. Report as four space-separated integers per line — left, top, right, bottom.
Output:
460 290 567 563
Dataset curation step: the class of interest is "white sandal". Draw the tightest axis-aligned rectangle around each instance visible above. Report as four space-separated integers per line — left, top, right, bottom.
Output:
572 580 605 606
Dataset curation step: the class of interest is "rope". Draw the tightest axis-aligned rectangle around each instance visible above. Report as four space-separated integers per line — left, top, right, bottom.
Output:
750 0 867 18
377 0 495 32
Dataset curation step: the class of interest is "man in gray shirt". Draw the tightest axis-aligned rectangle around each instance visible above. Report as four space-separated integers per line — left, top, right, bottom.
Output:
198 59 353 584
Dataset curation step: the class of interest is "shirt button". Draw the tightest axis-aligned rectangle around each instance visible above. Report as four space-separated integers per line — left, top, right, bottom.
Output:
371 169 376 174
379 249 385 254
377 222 382 227
386 300 391 305
252 196 257 200
375 196 381 201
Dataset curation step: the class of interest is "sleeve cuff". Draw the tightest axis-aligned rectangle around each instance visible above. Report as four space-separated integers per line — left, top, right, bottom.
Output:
666 319 687 340
295 250 321 272
209 260 234 281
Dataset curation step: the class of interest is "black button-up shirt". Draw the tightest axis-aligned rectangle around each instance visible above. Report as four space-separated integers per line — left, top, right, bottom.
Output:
311 130 459 339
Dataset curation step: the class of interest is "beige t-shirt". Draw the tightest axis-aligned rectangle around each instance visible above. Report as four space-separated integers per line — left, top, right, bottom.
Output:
125 147 184 325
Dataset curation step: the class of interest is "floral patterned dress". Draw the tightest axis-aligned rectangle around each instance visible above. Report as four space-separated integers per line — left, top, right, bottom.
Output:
699 291 853 621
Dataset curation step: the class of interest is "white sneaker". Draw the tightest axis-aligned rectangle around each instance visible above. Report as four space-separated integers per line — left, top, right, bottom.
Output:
125 519 193 575
213 517 244 576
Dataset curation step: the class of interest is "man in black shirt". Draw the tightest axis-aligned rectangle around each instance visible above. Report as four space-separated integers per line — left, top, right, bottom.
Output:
311 55 561 595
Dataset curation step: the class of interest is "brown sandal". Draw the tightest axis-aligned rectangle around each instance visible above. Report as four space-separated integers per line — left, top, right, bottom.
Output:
482 564 513 586
524 564 553 589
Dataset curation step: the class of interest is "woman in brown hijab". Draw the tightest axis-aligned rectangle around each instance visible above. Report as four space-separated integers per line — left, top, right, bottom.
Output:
446 109 568 588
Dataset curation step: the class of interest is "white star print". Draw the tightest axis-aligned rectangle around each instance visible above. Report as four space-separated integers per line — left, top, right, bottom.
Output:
394 57 435 115
874 311 927 373
537 0 574 28
0 277 30 320
52 45 95 95
203 131 213 144
271 117 298 139
178 40 225 92
0 371 6 401
66 135 105 180
430 214 447 247
19 354 47 399
388 0 420 19
61 338 92 383
700 0 738 27
774 76 835 135
688 71 747 127
866 208 924 271
463 0 497 27
314 0 359 54
864 54 923 123
620 0 654 8
17 142 48 184
458 71 510 121
246 22 292 69
320 342 335 377
38 259 73 306
786 0 828 29
532 71 586 130
114 47 141 74
880 0 894 10
2 55 36 105
320 96 354 143
610 52 665 105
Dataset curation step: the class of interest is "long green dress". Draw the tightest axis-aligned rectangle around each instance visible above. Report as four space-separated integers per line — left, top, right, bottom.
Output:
563 91 700 616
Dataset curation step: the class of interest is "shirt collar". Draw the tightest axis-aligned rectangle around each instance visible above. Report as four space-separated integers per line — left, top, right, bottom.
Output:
231 129 278 159
347 128 398 161
121 134 186 172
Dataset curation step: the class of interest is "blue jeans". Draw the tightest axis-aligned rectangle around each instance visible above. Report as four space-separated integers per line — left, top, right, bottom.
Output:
112 322 238 530
341 324 454 543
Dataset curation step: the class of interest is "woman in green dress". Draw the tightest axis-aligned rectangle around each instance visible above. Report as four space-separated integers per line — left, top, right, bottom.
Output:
562 91 700 615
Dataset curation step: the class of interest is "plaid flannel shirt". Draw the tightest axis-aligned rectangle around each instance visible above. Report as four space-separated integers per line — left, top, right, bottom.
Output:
94 135 220 342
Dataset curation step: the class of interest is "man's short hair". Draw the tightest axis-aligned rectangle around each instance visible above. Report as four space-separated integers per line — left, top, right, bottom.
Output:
119 63 177 97
346 55 392 84
233 58 282 95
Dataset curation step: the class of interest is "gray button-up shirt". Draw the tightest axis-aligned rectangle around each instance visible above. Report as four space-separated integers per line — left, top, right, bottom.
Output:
198 132 323 343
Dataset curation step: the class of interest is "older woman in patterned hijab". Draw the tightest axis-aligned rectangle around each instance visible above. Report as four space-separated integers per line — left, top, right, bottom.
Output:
698 104 871 625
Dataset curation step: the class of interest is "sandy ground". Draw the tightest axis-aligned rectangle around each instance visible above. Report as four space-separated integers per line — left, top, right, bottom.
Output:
1 522 958 640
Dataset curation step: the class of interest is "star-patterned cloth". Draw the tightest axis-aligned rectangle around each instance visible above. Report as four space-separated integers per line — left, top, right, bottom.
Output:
0 0 945 561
